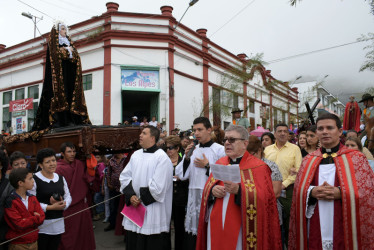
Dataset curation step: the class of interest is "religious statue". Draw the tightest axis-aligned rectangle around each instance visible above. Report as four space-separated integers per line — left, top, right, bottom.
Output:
32 22 91 131
343 96 360 132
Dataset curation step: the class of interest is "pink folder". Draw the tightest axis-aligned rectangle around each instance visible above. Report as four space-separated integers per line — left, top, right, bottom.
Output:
121 203 146 228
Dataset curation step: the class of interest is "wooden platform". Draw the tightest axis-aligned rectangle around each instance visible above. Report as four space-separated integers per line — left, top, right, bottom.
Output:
4 125 142 160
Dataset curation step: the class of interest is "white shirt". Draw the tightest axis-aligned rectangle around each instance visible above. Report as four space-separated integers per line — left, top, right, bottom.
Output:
149 121 158 127
30 172 72 235
119 148 173 235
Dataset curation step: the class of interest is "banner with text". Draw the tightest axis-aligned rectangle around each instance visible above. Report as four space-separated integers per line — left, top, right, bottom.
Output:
9 98 34 112
121 69 160 92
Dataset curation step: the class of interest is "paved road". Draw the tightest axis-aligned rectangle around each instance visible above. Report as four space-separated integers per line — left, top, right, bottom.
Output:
93 220 125 250
93 220 175 250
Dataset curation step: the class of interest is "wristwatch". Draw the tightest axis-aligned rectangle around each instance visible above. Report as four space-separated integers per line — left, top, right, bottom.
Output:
204 163 210 169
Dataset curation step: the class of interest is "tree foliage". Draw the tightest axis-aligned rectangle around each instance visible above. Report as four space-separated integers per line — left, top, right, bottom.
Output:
357 33 374 72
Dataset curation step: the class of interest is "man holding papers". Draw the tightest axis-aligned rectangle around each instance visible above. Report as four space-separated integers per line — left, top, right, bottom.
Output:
196 125 282 250
120 126 173 250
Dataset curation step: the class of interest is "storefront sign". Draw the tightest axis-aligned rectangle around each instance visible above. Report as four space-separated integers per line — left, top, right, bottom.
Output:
121 69 160 92
12 111 26 117
16 118 23 134
9 98 33 112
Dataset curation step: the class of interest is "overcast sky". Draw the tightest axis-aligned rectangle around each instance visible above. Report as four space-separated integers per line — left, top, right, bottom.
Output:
1 0 374 103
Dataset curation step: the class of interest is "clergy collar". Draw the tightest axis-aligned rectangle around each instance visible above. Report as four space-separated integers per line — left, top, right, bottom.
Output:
199 140 214 148
229 156 243 165
143 144 158 153
321 143 340 154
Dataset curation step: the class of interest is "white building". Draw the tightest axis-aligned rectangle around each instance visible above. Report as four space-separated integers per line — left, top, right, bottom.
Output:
0 3 299 134
295 81 345 120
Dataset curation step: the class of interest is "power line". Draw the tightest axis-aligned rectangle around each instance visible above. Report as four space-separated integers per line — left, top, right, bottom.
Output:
266 40 365 64
16 0 54 19
209 0 256 38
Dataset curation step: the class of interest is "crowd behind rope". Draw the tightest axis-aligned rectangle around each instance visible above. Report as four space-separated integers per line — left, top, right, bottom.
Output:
0 113 373 249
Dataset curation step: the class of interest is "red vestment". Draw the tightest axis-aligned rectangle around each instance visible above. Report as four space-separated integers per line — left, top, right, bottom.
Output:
56 159 96 250
343 101 361 132
196 151 282 250
288 146 374 249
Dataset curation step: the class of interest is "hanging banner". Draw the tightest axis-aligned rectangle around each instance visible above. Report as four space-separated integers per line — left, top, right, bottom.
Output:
9 98 33 112
121 69 160 92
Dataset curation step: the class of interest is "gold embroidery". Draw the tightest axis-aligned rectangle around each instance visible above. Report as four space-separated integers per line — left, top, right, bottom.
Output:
247 232 257 248
244 180 256 192
247 204 256 220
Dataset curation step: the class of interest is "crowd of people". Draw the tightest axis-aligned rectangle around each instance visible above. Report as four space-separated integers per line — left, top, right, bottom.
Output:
0 111 373 250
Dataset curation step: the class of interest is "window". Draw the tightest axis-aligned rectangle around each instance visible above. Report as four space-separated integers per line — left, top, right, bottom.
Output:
233 94 238 108
83 74 92 91
249 100 255 113
15 88 25 100
28 102 39 131
2 107 11 131
212 88 221 126
3 91 12 105
28 85 39 99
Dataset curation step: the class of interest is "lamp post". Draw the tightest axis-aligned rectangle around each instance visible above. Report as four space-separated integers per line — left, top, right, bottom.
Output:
22 12 43 38
174 0 199 30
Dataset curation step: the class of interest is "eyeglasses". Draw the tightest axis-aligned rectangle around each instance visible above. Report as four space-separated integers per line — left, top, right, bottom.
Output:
166 146 177 150
223 138 245 144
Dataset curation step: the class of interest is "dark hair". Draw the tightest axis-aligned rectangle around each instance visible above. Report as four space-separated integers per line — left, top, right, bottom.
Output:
9 168 30 189
36 148 56 164
346 130 358 137
316 113 342 129
9 151 26 166
306 125 317 133
247 135 263 158
193 117 212 129
274 123 288 132
144 125 160 143
0 150 9 177
345 137 363 152
60 142 75 154
261 132 275 144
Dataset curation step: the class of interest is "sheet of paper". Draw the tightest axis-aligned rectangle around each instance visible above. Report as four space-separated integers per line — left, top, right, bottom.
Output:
210 163 241 183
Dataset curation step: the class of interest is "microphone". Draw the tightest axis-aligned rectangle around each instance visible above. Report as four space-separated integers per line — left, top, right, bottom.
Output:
186 139 198 159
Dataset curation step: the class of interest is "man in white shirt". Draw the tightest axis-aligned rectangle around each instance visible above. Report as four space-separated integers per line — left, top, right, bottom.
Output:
120 125 173 250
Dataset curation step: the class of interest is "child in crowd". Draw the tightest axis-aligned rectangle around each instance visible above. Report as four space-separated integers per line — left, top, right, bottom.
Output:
93 155 107 221
9 151 27 169
30 148 71 250
4 168 45 250
102 156 110 223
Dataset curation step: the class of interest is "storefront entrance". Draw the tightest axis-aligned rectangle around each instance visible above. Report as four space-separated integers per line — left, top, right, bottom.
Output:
121 91 159 124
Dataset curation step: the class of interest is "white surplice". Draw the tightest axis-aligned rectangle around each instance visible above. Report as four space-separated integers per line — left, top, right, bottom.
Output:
306 163 336 250
119 148 173 235
175 142 225 235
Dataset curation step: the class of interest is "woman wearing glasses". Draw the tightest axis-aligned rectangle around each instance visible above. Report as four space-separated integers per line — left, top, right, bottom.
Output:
165 136 189 250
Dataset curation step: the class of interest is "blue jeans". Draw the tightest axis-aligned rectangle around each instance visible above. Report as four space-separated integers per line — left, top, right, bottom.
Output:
94 191 105 214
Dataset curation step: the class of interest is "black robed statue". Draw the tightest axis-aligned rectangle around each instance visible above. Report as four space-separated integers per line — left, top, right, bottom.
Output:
32 23 91 131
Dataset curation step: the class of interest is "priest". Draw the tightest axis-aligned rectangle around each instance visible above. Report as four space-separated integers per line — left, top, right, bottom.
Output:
120 126 173 250
289 113 374 249
196 125 282 250
175 117 225 250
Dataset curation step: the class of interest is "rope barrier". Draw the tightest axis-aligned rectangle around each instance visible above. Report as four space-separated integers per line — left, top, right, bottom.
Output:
0 193 124 246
